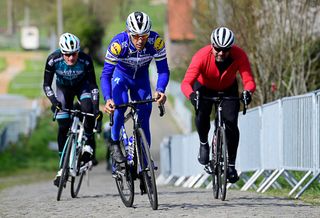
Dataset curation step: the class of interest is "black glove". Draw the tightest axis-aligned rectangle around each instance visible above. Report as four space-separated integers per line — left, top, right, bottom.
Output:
51 101 62 112
95 110 103 121
94 111 103 133
241 90 252 105
189 92 197 108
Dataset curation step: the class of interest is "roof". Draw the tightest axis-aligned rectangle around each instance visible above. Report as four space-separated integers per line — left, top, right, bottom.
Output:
168 0 195 41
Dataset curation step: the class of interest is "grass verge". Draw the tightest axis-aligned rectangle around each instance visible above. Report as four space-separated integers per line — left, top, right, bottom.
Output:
0 108 108 191
7 59 45 98
0 57 6 72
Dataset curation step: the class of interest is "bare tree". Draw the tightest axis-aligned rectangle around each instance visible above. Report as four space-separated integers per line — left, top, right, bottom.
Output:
251 0 320 103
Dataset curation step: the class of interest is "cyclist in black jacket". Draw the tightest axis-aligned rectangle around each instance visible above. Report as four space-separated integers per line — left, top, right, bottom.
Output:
43 32 100 187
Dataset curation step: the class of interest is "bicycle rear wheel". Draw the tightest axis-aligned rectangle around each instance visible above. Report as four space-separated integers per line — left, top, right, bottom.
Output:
114 139 134 207
137 128 158 210
71 142 85 198
57 134 73 201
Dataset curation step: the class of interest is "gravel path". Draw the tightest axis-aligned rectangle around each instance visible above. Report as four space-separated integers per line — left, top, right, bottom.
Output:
0 51 43 93
0 163 319 218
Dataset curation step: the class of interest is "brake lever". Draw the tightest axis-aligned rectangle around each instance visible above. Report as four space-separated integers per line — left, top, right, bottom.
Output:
158 104 165 117
109 113 114 126
195 91 200 110
53 107 59 121
243 102 247 115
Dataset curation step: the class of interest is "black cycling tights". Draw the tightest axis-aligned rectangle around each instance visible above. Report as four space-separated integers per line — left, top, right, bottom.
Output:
195 95 240 165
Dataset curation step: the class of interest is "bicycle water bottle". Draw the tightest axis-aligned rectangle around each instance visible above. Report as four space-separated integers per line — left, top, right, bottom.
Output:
127 136 134 165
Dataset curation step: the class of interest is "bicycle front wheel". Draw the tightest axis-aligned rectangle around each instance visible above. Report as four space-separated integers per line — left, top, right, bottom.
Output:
136 128 158 210
57 134 73 201
220 127 228 201
214 127 228 201
211 130 220 199
71 142 85 198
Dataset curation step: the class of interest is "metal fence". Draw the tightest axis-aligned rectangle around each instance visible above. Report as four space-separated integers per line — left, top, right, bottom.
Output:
150 61 192 133
0 94 41 151
158 90 320 199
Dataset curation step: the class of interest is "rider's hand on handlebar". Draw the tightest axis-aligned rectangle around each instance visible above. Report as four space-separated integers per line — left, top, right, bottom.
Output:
51 101 62 112
241 90 252 105
104 99 115 114
189 92 197 108
154 91 166 105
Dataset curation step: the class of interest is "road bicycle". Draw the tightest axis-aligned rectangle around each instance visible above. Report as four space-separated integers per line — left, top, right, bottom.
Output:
195 91 247 201
53 105 100 201
109 98 164 210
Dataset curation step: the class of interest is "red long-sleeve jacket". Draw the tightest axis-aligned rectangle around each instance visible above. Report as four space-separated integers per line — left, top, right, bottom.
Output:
181 45 256 98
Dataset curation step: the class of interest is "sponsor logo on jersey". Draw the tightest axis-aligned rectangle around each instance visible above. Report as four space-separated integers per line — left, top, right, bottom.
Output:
154 37 164 50
110 42 121 56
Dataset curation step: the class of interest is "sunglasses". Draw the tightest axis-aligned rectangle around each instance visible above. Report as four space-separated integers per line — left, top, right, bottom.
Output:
213 46 231 53
64 52 78 57
131 33 149 40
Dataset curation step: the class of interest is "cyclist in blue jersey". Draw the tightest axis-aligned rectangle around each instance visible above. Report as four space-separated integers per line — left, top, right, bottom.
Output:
101 11 170 164
43 33 100 187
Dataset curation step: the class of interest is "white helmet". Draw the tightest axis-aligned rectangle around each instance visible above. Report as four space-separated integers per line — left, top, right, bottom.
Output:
126 11 152 35
210 27 234 48
59 32 80 54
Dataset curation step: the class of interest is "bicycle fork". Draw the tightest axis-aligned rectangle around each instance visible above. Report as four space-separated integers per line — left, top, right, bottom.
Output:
69 117 81 177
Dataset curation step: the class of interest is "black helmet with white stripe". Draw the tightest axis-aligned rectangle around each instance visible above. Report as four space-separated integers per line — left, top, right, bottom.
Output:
126 11 152 35
210 27 234 49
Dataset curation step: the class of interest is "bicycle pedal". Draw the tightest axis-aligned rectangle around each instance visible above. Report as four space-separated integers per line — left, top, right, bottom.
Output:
204 165 213 174
87 161 93 170
112 170 124 178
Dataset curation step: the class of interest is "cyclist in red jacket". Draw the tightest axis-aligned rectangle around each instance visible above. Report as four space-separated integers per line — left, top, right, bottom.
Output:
181 27 256 183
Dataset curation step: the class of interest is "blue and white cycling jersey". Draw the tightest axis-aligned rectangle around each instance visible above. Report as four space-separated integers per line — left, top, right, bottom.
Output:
100 31 170 101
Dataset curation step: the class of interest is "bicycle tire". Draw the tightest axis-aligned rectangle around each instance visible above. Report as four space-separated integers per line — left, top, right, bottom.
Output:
71 141 85 198
114 138 134 207
136 128 158 210
220 127 228 201
212 129 220 199
57 134 73 201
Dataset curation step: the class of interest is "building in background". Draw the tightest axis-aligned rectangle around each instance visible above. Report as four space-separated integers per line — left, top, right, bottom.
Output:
20 26 39 50
166 0 195 68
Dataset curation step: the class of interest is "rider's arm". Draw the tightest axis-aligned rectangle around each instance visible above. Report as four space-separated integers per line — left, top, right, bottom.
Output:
180 49 204 99
43 53 59 105
236 48 256 93
153 35 170 93
100 36 122 102
86 55 100 109
155 60 169 93
100 61 116 102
